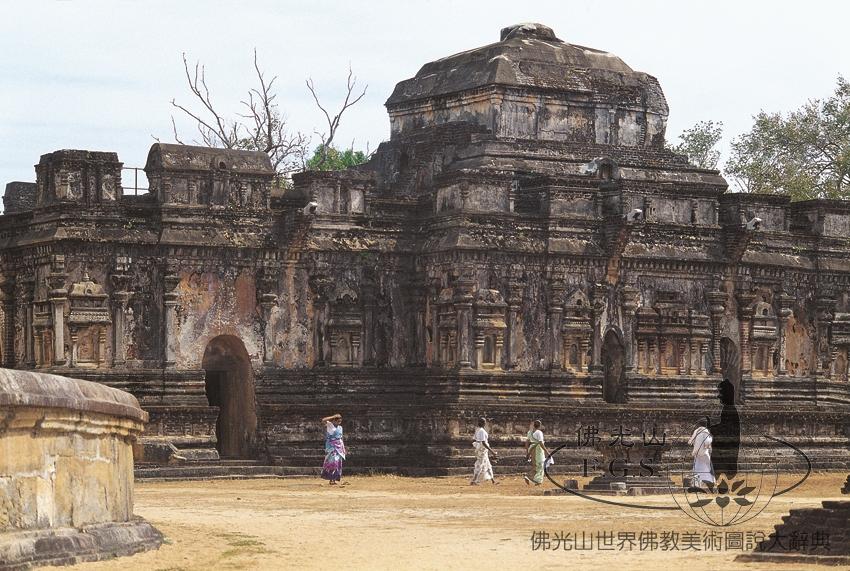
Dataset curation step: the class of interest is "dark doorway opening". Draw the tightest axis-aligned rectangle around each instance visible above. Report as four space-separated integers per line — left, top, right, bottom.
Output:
720 337 742 404
602 330 626 403
202 335 257 459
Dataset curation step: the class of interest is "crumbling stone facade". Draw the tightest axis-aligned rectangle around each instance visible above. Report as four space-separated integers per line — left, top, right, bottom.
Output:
1 23 848 473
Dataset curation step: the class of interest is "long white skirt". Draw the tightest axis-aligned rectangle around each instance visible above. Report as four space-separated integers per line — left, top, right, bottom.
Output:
471 442 494 483
692 452 715 485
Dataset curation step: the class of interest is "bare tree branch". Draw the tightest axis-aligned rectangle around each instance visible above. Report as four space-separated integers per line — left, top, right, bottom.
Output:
170 51 367 179
305 63 367 169
170 50 312 181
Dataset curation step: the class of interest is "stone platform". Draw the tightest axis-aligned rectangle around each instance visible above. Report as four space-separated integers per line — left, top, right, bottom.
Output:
582 475 675 495
0 520 162 570
0 369 162 569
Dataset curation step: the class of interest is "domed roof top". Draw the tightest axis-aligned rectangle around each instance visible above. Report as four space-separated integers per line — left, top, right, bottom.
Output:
386 23 667 115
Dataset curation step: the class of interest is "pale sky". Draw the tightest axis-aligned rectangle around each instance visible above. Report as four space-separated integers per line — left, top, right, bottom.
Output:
0 0 848 193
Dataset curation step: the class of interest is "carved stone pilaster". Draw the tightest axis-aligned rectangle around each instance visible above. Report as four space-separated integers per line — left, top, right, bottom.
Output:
656 337 664 375
0 279 15 367
590 283 608 372
506 270 525 369
706 289 726 374
362 283 377 366
256 265 280 365
815 295 837 377
454 275 475 369
776 293 794 375
647 338 657 374
690 339 699 375
404 279 427 367
19 278 35 367
547 277 566 370
677 339 687 375
308 273 333 367
736 292 757 375
427 278 441 366
162 265 181 367
47 255 68 366
621 285 640 371
68 331 79 367
110 256 132 367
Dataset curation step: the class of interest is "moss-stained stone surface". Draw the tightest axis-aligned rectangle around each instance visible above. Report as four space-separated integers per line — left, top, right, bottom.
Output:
0 369 161 569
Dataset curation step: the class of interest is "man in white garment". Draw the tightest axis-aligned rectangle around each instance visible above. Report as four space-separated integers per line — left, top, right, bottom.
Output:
471 417 499 485
688 417 715 487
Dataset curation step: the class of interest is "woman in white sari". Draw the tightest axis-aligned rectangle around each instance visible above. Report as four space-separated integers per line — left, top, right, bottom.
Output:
688 418 715 487
470 417 498 485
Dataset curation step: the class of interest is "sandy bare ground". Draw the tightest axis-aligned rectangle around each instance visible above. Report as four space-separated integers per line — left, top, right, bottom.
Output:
53 473 848 571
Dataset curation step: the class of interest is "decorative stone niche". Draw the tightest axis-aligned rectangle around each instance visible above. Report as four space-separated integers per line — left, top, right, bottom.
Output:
472 289 506 370
327 294 362 367
635 291 711 376
561 290 592 373
437 288 458 367
68 274 112 368
751 299 779 377
831 313 850 381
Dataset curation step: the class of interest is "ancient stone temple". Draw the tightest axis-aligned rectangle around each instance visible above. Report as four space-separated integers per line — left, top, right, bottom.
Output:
1 23 849 475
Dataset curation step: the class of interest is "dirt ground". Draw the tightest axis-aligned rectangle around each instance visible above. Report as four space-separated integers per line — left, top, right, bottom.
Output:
54 473 848 571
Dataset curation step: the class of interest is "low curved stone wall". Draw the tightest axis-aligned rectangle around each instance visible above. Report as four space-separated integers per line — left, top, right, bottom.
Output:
0 369 162 569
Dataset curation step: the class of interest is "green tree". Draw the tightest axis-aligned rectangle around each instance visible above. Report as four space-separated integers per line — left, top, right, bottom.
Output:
668 120 724 169
305 145 368 171
726 76 850 199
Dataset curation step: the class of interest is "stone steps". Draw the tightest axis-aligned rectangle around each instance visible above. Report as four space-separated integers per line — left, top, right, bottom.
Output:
736 500 850 565
135 464 290 481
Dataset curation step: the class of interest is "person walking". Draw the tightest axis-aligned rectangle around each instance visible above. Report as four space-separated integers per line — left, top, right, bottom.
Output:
470 417 498 485
688 417 715 487
524 419 550 485
321 414 346 485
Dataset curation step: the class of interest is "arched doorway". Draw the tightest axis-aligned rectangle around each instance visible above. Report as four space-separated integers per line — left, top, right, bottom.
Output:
602 330 625 403
202 335 257 459
720 337 742 404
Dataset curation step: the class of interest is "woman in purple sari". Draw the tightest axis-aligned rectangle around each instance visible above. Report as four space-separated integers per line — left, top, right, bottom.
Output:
321 414 346 484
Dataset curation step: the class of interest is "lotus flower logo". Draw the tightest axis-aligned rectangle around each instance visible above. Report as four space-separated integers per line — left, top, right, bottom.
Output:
670 437 781 527
689 475 755 506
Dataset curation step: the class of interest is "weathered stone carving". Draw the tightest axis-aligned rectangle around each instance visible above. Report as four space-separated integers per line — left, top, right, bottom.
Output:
0 22 848 473
472 289 506 370
67 273 111 368
561 290 592 373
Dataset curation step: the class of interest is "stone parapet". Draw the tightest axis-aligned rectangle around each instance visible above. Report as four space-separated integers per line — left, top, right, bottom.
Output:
2 182 36 214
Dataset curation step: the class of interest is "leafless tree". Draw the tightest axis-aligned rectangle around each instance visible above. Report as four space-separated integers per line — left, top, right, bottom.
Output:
170 51 368 179
305 65 367 170
170 50 309 178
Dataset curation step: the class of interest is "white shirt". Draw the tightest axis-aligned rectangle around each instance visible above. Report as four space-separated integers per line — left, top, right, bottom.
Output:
532 429 544 443
326 421 336 435
474 427 488 443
